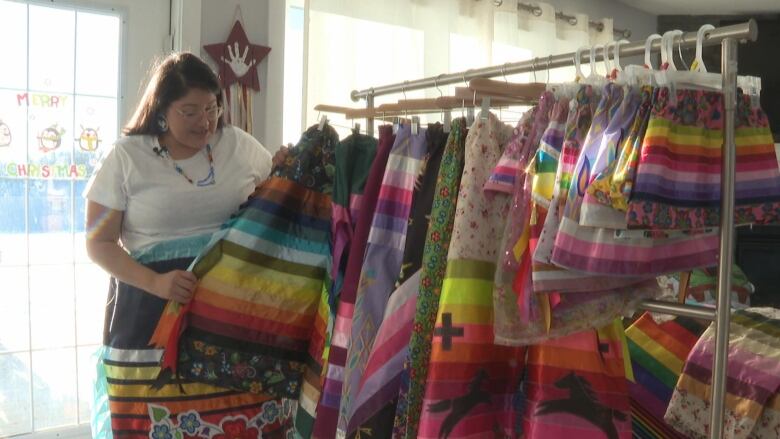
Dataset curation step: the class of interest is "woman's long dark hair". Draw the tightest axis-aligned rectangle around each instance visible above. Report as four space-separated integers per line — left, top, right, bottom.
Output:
123 52 225 135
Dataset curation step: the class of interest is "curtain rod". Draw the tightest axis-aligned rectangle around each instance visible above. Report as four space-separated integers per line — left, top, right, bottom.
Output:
513 1 632 38
351 19 756 101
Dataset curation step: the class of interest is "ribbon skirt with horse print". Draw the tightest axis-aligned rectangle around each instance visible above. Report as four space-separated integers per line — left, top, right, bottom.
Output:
522 322 632 439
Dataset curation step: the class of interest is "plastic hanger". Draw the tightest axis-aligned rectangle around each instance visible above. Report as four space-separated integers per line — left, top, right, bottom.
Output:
656 24 761 98
623 33 661 86
691 24 715 72
660 30 683 70
574 46 587 82
612 39 629 74
582 44 608 88
644 33 662 69
609 39 631 85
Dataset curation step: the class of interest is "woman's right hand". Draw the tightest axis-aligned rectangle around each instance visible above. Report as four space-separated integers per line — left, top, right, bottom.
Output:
272 145 290 168
151 270 198 303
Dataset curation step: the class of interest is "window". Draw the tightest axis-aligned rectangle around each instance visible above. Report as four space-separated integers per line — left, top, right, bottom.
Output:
0 1 121 435
282 1 304 145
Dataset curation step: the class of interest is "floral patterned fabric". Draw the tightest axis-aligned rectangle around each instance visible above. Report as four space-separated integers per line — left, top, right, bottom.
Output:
393 118 468 439
417 113 526 439
146 399 296 439
666 308 780 439
273 123 339 193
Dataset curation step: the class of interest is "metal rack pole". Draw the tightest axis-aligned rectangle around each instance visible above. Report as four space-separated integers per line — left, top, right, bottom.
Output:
710 37 738 439
638 300 716 321
350 20 757 101
366 92 375 137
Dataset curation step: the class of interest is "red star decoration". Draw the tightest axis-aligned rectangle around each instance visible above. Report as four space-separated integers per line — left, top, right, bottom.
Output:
204 20 271 91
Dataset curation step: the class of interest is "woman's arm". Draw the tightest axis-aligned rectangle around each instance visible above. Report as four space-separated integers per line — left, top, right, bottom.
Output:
85 200 197 303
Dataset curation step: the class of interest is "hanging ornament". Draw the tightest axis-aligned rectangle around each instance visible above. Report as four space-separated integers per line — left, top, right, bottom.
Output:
203 20 271 91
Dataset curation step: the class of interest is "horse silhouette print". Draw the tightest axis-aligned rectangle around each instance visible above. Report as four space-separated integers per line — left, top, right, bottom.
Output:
535 372 626 439
427 368 491 439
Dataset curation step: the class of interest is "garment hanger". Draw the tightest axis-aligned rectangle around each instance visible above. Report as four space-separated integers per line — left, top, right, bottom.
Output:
691 24 715 72
655 24 761 98
453 86 535 107
608 39 630 84
602 43 612 80
582 44 608 87
622 33 661 87
317 114 328 131
574 46 587 82
660 30 683 70
548 51 579 101
435 75 452 133
467 78 546 101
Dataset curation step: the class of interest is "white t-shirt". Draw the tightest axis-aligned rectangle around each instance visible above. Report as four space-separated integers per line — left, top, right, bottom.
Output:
84 126 272 253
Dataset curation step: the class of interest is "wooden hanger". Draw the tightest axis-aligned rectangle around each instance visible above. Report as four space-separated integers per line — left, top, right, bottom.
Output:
312 104 363 114
321 85 537 122
453 86 536 107
467 78 546 101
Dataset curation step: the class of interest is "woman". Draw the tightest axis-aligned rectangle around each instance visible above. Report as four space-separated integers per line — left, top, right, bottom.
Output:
84 52 294 438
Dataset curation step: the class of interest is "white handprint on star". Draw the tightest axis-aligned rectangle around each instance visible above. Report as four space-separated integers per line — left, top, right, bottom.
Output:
221 42 256 78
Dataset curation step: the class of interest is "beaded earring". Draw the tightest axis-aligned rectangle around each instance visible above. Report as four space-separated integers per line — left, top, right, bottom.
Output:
157 115 168 133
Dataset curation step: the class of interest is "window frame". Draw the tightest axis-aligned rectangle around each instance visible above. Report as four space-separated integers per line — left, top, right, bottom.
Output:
1 1 127 437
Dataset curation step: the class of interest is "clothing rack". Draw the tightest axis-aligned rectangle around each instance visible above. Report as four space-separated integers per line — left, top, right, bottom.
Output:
349 19 758 439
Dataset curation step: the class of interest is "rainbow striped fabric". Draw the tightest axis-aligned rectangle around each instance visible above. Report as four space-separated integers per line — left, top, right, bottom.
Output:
293 132 379 437
627 88 780 230
313 126 395 439
339 123 428 434
173 175 333 396
625 313 705 439
666 308 780 438
148 125 338 438
550 85 721 277
418 114 526 439
100 237 295 438
347 124 449 437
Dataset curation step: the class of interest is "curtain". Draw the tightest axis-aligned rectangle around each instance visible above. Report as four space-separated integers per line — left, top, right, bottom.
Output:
305 0 616 137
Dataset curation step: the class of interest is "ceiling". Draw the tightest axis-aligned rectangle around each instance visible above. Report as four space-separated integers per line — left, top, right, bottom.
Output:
616 0 780 15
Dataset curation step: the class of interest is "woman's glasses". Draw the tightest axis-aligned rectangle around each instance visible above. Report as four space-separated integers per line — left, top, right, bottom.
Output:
175 105 224 123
